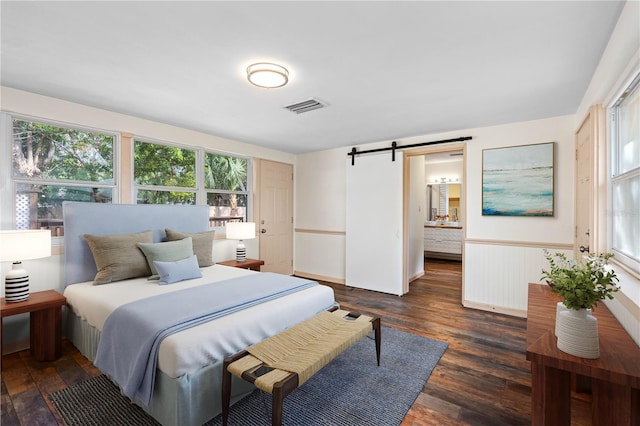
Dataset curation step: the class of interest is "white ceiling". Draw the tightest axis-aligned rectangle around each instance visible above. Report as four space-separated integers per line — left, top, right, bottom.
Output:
1 1 625 154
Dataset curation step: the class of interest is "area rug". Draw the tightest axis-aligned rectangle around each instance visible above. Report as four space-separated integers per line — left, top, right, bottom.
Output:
49 327 447 426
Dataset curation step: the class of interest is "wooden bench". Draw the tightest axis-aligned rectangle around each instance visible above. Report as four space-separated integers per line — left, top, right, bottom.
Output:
221 308 381 426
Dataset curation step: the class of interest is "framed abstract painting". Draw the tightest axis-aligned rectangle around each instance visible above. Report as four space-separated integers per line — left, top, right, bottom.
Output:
482 142 555 216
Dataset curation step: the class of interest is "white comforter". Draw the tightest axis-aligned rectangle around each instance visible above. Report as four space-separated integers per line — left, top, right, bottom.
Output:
63 265 336 378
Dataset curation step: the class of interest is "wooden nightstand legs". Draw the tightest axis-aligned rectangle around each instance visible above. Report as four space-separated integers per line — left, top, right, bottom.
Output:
1 290 66 362
30 306 62 361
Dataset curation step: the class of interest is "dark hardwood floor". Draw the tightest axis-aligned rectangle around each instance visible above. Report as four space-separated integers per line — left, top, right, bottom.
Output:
1 259 591 425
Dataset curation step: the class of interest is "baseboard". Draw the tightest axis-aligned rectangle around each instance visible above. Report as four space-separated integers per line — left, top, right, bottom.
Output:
463 300 527 318
294 271 345 285
409 271 425 282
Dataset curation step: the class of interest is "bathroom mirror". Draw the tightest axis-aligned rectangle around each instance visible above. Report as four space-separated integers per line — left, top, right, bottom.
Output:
426 183 461 223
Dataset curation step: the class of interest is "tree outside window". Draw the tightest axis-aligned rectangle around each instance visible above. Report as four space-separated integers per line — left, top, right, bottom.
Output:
205 153 248 225
11 118 115 234
133 142 250 227
134 140 196 205
9 122 252 235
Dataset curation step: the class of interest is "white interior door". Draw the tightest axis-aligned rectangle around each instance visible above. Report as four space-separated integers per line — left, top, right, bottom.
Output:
346 152 405 295
575 110 594 258
258 160 293 274
575 105 607 257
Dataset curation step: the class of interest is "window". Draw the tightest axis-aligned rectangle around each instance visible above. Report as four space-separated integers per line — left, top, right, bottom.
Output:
11 118 115 236
5 119 251 235
205 153 249 226
133 139 197 205
610 72 640 274
133 139 250 228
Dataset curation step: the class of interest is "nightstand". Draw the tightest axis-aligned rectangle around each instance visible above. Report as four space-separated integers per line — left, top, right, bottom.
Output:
0 290 66 361
218 258 265 272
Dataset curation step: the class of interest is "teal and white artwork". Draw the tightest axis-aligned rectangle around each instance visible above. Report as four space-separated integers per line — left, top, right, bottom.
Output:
482 142 554 216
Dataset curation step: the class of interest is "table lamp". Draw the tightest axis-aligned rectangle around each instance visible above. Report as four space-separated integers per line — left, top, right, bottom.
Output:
0 230 52 302
225 222 256 262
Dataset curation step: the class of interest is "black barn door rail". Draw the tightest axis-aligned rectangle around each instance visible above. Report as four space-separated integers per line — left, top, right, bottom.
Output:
348 136 472 165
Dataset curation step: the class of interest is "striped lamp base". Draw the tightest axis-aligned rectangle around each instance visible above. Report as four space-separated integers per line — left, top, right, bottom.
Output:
5 262 29 303
236 241 247 262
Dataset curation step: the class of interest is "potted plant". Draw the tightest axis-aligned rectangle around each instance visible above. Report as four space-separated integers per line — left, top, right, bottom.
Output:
541 249 619 358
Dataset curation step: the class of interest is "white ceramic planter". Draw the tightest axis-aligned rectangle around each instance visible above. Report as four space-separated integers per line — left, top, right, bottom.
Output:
556 308 600 359
555 302 567 336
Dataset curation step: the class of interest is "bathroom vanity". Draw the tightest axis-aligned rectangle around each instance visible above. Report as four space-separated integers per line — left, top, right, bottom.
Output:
424 223 462 261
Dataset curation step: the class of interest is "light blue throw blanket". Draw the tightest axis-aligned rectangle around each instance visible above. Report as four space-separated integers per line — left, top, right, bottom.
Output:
94 273 317 406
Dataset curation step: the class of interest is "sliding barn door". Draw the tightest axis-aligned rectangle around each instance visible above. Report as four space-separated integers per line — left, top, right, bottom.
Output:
346 152 405 295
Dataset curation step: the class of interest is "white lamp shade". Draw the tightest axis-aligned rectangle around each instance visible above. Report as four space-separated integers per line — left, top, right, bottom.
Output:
0 230 52 262
225 222 256 240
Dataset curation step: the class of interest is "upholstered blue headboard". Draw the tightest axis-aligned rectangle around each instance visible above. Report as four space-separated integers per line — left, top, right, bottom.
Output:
63 202 209 286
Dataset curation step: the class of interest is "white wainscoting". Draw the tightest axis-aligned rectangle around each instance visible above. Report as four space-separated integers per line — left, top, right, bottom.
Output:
294 230 346 284
463 241 573 317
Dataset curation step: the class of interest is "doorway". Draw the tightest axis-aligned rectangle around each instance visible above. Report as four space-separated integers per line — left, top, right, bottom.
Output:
404 144 466 299
256 159 293 274
574 106 605 257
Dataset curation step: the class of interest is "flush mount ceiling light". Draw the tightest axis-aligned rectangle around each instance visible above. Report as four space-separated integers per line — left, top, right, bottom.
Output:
246 62 289 88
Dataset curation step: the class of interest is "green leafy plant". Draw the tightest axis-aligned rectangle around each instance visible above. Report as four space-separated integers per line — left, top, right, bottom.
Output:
541 249 620 310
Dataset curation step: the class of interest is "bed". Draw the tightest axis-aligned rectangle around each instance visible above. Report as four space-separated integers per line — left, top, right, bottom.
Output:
62 202 336 426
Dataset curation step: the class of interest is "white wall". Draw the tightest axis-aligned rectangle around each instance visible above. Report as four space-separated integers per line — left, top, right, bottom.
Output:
294 115 576 318
1 87 296 164
576 1 639 121
294 148 347 282
463 116 575 316
425 160 463 184
466 117 574 244
408 155 425 281
0 87 296 350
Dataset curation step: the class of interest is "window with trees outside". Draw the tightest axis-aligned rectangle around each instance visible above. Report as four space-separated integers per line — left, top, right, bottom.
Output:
7 117 250 238
609 72 640 275
205 152 248 227
133 140 250 228
134 140 197 205
11 118 115 236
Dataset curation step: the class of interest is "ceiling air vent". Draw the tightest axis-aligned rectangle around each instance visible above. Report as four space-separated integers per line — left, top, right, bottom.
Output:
284 98 327 114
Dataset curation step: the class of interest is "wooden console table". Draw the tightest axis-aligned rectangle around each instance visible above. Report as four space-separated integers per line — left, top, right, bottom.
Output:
526 283 640 425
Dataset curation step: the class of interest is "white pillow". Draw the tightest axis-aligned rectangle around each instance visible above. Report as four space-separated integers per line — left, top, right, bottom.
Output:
153 255 202 285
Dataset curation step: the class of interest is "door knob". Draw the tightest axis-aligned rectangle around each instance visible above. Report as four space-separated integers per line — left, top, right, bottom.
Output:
579 245 589 253
261 229 267 234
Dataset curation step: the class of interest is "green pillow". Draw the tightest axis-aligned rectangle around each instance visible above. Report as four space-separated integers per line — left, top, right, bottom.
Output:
137 237 194 279
84 230 153 285
165 229 215 267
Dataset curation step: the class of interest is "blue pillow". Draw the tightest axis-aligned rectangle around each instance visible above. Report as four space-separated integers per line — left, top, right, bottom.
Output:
153 255 202 285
